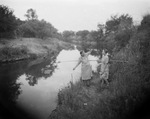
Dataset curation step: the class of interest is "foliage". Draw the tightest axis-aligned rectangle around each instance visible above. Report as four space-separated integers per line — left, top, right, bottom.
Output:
73 14 134 53
138 14 150 82
96 14 134 53
76 30 90 49
17 19 58 39
0 6 60 39
24 8 38 20
105 14 133 34
62 30 75 42
0 5 18 38
49 14 150 119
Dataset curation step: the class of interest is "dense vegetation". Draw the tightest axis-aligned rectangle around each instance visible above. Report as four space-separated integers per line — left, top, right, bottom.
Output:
0 5 61 39
1 4 150 119
49 14 150 119
0 5 65 62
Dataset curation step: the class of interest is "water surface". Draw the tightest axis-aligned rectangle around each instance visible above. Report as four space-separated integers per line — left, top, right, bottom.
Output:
0 49 98 119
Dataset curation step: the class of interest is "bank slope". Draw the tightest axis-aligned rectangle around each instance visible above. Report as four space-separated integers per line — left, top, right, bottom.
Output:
0 38 73 63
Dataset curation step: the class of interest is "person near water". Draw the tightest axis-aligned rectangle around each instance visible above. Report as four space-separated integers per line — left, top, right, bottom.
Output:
73 49 92 87
98 49 109 86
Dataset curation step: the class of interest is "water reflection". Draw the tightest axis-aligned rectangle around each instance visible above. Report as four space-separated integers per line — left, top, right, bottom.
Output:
0 62 25 103
0 52 59 119
25 55 58 86
0 48 98 119
0 61 30 119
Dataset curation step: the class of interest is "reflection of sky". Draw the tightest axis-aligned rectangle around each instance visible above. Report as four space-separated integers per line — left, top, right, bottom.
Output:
17 49 98 119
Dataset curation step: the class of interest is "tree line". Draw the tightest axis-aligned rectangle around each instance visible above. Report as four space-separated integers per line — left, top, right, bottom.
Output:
0 5 60 39
61 12 150 82
62 14 134 53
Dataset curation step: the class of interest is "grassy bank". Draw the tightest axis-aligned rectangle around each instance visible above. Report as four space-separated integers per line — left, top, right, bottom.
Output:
49 31 150 119
0 38 73 63
49 59 150 119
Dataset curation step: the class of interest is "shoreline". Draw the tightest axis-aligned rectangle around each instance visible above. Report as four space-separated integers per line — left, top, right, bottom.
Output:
0 38 74 63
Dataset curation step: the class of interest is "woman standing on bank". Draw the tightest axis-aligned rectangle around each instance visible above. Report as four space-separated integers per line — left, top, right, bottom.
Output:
99 49 109 86
73 49 92 87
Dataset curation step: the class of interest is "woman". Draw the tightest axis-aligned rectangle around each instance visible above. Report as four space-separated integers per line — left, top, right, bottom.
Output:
99 49 109 86
73 49 92 87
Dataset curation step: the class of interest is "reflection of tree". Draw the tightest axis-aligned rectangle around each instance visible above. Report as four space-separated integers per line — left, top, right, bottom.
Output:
25 54 58 86
0 62 27 104
0 62 26 119
0 52 59 118
26 75 38 86
0 50 60 119
0 52 58 104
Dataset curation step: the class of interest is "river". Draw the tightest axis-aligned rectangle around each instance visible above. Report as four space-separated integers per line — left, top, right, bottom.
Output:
0 48 98 119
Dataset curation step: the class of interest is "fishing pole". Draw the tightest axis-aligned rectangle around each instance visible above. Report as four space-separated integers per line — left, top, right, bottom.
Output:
56 59 128 63
110 60 128 63
56 60 98 63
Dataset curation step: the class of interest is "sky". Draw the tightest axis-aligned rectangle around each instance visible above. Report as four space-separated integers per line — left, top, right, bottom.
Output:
1 0 150 32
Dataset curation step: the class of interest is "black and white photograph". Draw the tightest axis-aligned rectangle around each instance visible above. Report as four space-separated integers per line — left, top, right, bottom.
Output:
0 0 150 119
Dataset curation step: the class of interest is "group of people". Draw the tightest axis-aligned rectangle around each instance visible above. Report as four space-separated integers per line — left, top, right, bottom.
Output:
73 49 109 87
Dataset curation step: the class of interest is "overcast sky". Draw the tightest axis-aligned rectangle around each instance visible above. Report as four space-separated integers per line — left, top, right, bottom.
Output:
1 0 150 32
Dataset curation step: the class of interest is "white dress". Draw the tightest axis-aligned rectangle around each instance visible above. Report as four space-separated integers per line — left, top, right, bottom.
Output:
78 53 92 80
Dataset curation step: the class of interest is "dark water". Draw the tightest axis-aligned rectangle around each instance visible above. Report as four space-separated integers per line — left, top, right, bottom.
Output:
0 49 98 119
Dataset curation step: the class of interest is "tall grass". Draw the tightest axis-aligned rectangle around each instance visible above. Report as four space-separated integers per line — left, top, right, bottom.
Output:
0 46 29 62
50 46 149 119
49 14 150 119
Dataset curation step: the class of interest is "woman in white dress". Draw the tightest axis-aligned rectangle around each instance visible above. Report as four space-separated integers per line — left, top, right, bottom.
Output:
73 49 92 87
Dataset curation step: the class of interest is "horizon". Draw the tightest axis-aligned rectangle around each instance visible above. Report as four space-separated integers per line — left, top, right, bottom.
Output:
1 0 150 32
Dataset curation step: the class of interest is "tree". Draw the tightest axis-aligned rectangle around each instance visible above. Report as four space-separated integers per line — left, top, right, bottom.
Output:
24 8 38 20
18 19 58 39
62 30 75 42
103 14 133 51
76 30 90 50
105 14 133 34
0 5 18 38
76 30 89 39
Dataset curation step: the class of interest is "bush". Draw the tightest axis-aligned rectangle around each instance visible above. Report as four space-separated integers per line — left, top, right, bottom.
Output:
0 5 18 38
17 19 58 39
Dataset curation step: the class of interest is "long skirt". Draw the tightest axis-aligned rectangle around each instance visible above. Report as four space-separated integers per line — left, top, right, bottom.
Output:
81 64 92 80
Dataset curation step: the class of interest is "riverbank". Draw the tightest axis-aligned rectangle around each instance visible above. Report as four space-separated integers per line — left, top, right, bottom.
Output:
0 38 73 63
49 57 150 119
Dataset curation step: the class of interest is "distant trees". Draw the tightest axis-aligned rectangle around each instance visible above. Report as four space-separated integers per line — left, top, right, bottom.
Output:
90 24 105 50
0 5 18 38
59 14 135 53
24 8 38 20
60 14 135 52
18 19 58 39
62 30 75 42
16 8 58 39
105 14 132 34
0 5 60 39
89 14 134 52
